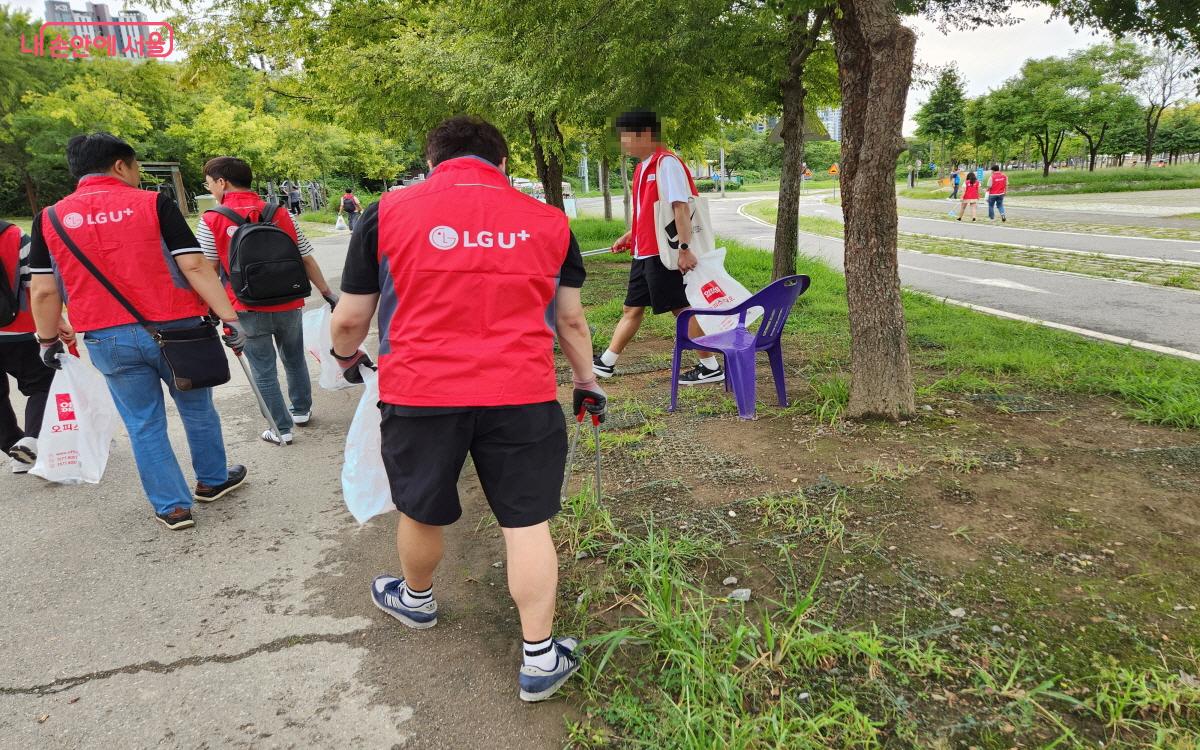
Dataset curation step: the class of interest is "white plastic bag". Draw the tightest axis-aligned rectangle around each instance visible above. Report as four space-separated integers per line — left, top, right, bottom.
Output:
302 306 366 390
334 214 349 231
341 367 392 524
31 355 120 485
683 247 763 335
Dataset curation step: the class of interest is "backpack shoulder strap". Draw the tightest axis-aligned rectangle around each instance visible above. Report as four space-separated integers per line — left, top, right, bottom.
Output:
0 220 12 235
261 201 280 223
206 206 249 226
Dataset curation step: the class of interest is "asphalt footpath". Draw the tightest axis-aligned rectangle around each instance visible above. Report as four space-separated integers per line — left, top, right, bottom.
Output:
0 231 571 749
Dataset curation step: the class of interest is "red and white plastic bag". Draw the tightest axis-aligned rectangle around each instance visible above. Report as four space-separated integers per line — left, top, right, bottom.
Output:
31 355 120 484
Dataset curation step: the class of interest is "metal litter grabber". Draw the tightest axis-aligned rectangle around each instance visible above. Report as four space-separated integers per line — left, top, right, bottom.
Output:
223 324 287 448
561 401 602 502
581 246 613 257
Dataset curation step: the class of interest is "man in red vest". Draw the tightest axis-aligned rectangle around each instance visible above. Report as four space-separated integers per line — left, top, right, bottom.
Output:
29 132 248 530
591 109 724 386
986 163 1007 222
0 221 73 474
198 156 337 445
330 115 605 702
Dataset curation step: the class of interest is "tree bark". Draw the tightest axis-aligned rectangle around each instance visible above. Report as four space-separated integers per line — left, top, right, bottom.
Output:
526 111 565 210
1143 105 1165 168
832 0 916 421
22 172 38 215
772 7 831 281
600 151 612 220
621 156 631 228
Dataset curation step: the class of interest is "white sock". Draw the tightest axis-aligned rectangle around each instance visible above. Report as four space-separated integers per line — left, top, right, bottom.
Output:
523 636 558 671
400 582 432 608
699 356 719 370
600 350 619 366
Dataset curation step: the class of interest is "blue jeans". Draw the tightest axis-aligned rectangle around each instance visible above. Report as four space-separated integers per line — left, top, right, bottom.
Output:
83 320 228 515
987 194 1005 219
238 309 311 433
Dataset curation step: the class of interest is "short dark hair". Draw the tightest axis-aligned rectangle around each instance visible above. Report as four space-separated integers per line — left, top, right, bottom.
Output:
991 164 1001 171
615 109 661 138
203 156 253 188
966 172 977 183
425 115 509 167
66 132 135 179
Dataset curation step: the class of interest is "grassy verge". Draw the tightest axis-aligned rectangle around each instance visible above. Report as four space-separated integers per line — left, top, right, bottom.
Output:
1 216 33 233
572 215 1200 429
896 204 1200 242
899 165 1200 198
561 217 1200 747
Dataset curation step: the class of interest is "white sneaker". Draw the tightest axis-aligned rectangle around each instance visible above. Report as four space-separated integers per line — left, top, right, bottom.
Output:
7 437 36 466
261 429 293 445
291 411 311 425
10 457 31 474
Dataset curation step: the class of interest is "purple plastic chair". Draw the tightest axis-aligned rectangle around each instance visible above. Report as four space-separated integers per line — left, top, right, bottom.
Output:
670 275 811 420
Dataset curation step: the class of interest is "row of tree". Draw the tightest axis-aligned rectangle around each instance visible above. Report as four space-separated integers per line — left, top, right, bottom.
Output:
915 41 1199 176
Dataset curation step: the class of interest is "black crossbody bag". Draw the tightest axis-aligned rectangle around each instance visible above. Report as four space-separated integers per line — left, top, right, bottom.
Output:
47 207 231 391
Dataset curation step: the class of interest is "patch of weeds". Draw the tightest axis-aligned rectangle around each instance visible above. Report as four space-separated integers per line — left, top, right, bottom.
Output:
934 446 983 474
750 489 849 548
553 486 618 561
863 458 927 483
1085 660 1200 745
782 373 850 425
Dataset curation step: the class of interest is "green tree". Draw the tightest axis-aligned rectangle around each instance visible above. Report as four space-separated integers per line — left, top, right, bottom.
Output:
914 66 967 175
1068 42 1147 170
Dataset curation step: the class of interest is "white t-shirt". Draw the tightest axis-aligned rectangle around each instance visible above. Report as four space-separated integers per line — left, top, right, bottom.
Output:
633 155 692 257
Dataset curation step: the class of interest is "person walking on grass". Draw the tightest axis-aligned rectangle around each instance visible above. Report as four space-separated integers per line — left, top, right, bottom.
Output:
957 171 979 221
592 109 724 386
198 156 339 445
987 163 1007 222
330 115 606 703
29 133 247 531
0 219 73 474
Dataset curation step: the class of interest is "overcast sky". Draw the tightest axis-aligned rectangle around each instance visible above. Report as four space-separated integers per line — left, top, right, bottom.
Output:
13 1 1107 136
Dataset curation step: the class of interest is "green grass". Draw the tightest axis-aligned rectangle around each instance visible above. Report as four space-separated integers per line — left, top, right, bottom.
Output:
899 164 1200 199
573 215 1200 428
1 216 33 233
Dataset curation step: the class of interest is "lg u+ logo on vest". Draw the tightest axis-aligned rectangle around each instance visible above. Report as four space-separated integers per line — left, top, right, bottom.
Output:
62 208 135 229
428 225 531 251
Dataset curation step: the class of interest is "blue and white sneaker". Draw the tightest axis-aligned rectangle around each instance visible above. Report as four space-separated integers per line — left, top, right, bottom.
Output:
371 575 438 629
518 637 581 702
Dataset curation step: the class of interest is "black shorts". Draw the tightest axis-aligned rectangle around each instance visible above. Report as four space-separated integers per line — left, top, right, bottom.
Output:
624 255 689 314
379 402 567 528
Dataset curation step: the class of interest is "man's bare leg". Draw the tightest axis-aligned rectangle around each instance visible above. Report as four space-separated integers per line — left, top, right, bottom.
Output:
396 513 444 590
502 522 558 640
605 305 646 356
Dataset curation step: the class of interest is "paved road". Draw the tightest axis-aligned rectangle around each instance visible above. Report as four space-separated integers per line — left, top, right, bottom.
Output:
0 233 570 749
579 195 1200 358
900 188 1200 226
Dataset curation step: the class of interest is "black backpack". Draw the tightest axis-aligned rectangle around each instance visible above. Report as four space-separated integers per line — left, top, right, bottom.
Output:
206 203 311 306
0 221 20 327
341 196 356 212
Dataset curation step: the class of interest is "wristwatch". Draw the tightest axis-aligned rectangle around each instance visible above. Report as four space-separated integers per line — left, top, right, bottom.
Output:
679 242 690 251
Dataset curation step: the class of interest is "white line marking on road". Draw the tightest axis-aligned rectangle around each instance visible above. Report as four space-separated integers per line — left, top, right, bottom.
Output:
904 266 1050 293
933 297 1200 362
896 230 1200 266
900 213 1200 246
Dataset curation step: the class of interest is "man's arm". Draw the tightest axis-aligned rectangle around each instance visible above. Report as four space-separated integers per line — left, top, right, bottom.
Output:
31 275 64 342
555 286 593 380
175 254 238 321
330 292 377 357
671 201 696 272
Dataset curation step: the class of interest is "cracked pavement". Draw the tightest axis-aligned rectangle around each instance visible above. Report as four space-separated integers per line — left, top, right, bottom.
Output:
0 233 571 749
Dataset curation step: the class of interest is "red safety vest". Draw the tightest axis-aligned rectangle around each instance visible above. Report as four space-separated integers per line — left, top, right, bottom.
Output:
41 175 207 332
201 190 305 313
0 223 34 334
988 171 1007 195
375 157 570 407
631 147 698 259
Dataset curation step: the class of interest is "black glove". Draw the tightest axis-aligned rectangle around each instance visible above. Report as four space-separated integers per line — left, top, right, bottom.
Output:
332 348 375 385
40 339 65 370
323 291 340 309
572 382 607 423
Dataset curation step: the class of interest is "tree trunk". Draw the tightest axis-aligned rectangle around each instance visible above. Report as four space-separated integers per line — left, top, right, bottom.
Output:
600 152 612 220
1143 106 1164 168
832 0 916 421
621 155 631 228
23 172 39 215
526 111 565 210
772 70 808 280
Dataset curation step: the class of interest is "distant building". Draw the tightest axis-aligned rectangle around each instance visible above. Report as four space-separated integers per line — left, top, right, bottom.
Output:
42 2 153 59
751 115 780 135
817 108 842 142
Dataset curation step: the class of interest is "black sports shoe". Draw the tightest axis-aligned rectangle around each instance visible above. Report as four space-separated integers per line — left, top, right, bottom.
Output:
592 354 615 379
156 507 194 530
678 362 725 385
194 464 248 502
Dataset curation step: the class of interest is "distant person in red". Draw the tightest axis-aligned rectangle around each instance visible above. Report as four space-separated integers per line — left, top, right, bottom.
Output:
986 164 1007 222
956 172 979 221
340 190 363 230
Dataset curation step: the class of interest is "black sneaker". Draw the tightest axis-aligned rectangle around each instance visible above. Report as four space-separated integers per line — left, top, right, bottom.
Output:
592 354 615 379
1001 215 1006 222
156 507 195 530
194 464 248 502
679 362 725 385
